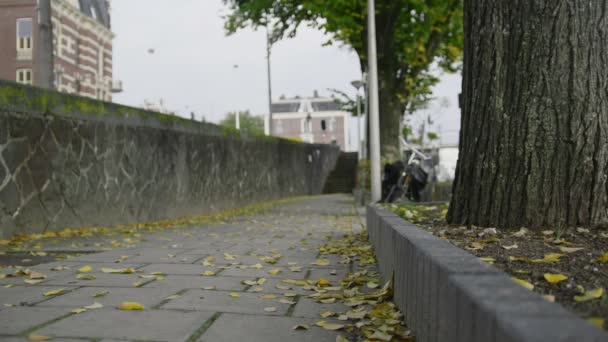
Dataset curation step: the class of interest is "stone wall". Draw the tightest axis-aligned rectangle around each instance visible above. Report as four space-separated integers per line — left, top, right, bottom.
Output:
0 81 340 238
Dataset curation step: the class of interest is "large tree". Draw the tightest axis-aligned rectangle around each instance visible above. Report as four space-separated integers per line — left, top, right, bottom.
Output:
223 0 463 154
448 1 608 229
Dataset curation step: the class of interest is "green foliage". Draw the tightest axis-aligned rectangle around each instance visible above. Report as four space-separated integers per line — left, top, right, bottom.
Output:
224 1 463 149
427 132 439 141
219 110 265 135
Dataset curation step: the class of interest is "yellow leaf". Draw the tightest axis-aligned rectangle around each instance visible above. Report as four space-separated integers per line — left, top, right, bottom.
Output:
93 290 109 298
43 288 65 297
574 288 604 302
202 271 216 276
269 269 282 275
229 292 241 298
264 306 277 312
118 302 145 310
320 310 335 317
587 317 605 330
261 294 277 299
512 277 534 290
71 308 87 314
78 265 93 273
311 259 330 266
317 278 331 287
29 271 47 279
280 299 296 304
597 253 608 263
336 336 350 342
28 334 51 341
531 253 564 263
544 273 568 284
24 279 44 285
284 293 297 297
315 320 344 331
479 257 495 263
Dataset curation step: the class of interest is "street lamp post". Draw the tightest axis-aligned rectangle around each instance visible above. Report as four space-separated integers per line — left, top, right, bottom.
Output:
266 29 273 135
367 0 382 202
351 80 365 160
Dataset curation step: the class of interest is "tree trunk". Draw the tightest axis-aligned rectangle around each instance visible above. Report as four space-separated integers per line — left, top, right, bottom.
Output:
448 1 608 229
378 83 403 158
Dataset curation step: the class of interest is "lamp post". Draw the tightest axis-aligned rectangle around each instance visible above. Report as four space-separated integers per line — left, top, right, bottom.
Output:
367 0 382 202
351 79 365 160
266 28 274 135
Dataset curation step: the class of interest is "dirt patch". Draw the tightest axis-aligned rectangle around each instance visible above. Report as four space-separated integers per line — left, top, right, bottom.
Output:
386 202 608 331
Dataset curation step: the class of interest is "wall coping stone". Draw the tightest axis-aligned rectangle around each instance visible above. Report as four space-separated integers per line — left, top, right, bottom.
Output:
366 204 608 342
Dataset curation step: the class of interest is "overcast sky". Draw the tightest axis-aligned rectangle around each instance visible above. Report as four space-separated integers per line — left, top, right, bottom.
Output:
111 0 461 145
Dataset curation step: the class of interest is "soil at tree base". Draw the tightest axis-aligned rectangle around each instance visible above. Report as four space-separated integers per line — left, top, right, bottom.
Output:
388 202 608 330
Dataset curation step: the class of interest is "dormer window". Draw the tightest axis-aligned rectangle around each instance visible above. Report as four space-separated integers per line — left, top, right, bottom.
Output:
16 18 33 59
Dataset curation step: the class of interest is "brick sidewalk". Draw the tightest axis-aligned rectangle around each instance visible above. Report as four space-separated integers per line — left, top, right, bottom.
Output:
0 194 368 342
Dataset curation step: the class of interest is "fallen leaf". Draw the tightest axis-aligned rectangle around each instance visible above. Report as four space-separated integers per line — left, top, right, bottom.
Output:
367 281 379 289
76 274 96 280
587 317 605 330
24 279 44 285
544 273 568 284
269 269 282 275
502 244 518 250
511 277 534 290
101 268 135 274
311 259 330 266
279 299 296 305
229 292 241 298
293 324 310 330
541 230 554 236
574 288 604 302
28 334 51 341
93 291 109 298
466 242 484 251
368 331 393 341
261 294 277 299
317 278 331 287
479 257 495 263
559 247 584 253
577 228 590 234
264 306 277 312
43 288 65 297
284 293 297 297
543 295 556 303
321 310 335 318
315 321 344 331
71 308 87 314
512 227 529 237
29 271 47 280
78 265 93 273
84 302 104 309
320 298 336 304
203 286 216 290
597 253 608 263
531 253 564 263
336 336 350 342
118 302 145 310
202 271 216 276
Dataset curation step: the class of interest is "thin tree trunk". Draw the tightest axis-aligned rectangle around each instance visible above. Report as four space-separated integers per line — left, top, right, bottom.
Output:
378 79 403 158
448 1 608 229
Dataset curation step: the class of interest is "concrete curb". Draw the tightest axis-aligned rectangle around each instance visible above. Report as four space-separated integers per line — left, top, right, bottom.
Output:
366 205 608 342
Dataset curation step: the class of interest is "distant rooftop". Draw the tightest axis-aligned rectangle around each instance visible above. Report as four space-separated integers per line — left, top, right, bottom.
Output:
65 0 111 29
271 91 343 113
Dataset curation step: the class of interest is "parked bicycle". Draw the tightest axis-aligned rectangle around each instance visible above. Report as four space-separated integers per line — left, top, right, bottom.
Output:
381 138 431 203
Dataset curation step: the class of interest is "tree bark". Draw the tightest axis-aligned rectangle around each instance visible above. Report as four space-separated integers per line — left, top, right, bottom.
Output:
448 1 608 229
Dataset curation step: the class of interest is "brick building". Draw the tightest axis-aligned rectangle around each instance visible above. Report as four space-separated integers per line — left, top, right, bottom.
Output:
265 92 352 151
0 0 118 101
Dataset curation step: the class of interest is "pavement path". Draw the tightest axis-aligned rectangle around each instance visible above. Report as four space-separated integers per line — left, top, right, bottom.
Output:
0 194 376 342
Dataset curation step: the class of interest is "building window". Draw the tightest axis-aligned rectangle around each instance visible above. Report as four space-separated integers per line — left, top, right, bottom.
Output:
16 69 33 85
16 18 33 51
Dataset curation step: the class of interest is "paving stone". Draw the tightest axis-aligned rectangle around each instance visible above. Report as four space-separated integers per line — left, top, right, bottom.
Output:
198 313 341 342
44 272 152 287
160 289 291 316
245 278 318 296
291 297 352 319
0 285 78 306
219 266 306 279
34 309 214 341
307 268 350 284
36 286 175 309
138 263 218 276
0 306 71 335
143 275 248 292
